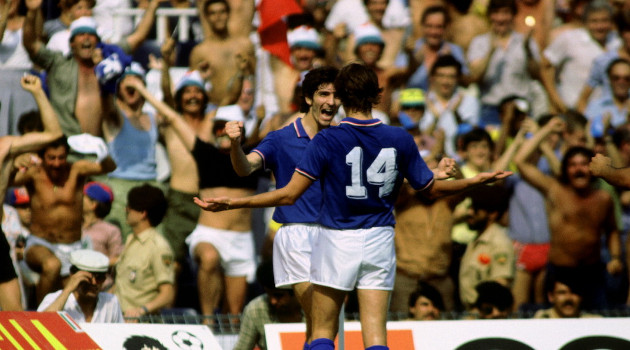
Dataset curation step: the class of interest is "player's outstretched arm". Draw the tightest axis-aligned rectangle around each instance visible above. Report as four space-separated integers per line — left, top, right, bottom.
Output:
426 170 513 199
590 154 630 188
195 171 313 211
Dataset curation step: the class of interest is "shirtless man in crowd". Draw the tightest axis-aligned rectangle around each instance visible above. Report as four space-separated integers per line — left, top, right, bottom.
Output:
0 75 64 311
189 0 255 106
514 116 623 310
16 133 116 303
23 0 160 136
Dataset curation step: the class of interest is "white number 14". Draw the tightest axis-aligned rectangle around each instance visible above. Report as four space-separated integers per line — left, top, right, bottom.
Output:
345 147 398 199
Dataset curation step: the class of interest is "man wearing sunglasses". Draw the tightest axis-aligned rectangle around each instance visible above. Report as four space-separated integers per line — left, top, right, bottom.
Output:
37 249 124 323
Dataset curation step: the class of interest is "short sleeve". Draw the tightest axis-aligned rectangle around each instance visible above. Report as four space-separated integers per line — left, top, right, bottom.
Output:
252 132 278 171
399 133 433 191
467 34 491 63
296 133 328 181
543 31 569 65
150 238 175 285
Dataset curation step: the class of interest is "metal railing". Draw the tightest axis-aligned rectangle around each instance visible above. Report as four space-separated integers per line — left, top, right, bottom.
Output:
112 8 199 43
125 307 630 335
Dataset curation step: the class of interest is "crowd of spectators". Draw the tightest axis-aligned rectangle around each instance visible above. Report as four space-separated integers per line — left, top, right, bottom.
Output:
2 0 630 347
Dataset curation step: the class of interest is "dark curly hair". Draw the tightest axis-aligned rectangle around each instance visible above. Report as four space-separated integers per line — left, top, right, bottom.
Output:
300 66 339 113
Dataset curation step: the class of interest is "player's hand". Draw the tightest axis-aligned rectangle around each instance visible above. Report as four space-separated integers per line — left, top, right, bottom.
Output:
20 74 42 93
474 170 513 184
193 196 231 212
225 121 244 143
435 157 457 180
607 258 623 275
589 153 612 177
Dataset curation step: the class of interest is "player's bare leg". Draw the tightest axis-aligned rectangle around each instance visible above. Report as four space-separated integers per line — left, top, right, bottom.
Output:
357 289 390 348
311 284 346 341
293 281 314 341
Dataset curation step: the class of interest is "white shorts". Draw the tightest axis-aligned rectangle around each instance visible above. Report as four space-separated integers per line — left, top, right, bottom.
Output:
273 223 319 289
186 224 256 282
311 226 396 291
24 235 90 277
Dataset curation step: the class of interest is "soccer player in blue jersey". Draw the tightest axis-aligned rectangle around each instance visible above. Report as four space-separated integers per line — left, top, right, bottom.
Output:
224 66 340 348
195 63 511 350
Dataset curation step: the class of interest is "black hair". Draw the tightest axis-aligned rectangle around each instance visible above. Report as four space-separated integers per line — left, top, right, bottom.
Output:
17 111 43 134
430 54 462 76
408 282 445 315
561 109 587 134
461 127 494 152
450 0 474 14
92 199 112 219
605 57 630 77
256 260 276 290
204 0 230 14
334 63 382 114
59 0 95 10
300 66 339 113
474 281 514 312
545 268 584 296
559 146 595 184
127 184 167 227
37 136 69 159
487 0 517 15
123 335 167 350
468 185 510 217
174 85 209 114
421 5 450 26
616 11 630 33
612 123 630 148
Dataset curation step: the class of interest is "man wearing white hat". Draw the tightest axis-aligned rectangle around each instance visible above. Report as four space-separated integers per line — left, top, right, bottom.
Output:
271 26 323 119
38 249 124 323
22 0 162 137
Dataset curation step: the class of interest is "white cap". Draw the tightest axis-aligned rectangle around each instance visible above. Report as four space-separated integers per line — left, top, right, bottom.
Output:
175 70 205 94
70 249 109 273
70 16 99 41
215 105 245 123
354 22 384 47
288 26 321 50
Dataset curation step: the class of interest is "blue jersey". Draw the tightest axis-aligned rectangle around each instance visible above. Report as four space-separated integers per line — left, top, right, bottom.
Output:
253 118 322 224
296 117 434 229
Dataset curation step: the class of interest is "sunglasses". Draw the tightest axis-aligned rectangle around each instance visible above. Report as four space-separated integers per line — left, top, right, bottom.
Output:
92 272 107 282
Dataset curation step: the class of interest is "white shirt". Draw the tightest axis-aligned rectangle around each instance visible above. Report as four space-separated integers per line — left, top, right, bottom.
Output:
324 0 410 33
420 89 480 158
0 28 32 69
38 290 125 323
543 28 620 108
